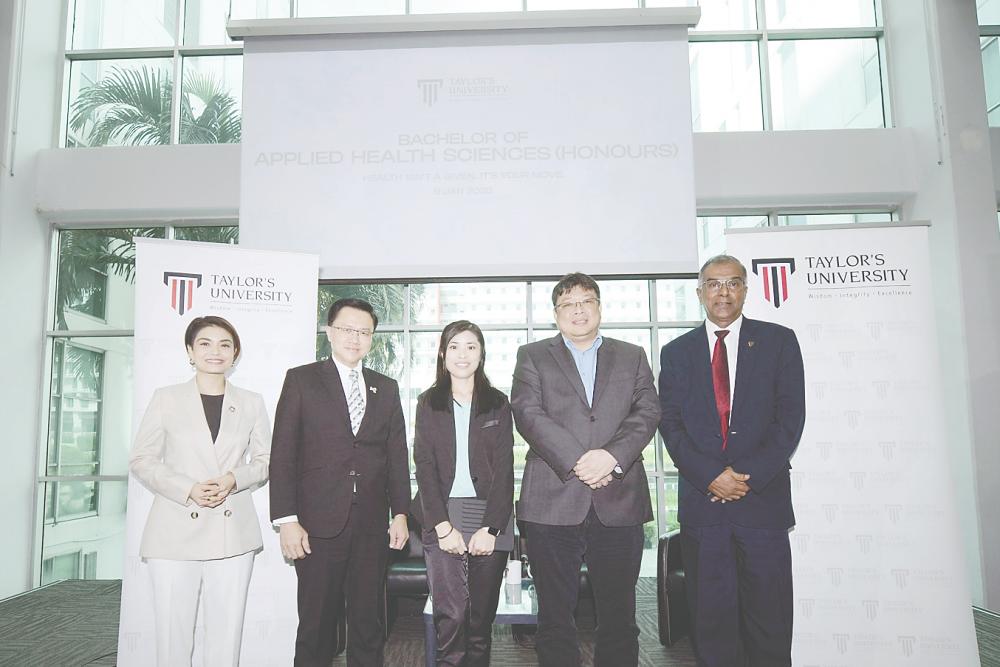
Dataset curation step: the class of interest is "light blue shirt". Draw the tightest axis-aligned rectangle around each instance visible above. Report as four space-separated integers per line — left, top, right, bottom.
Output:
563 334 603 407
450 399 477 498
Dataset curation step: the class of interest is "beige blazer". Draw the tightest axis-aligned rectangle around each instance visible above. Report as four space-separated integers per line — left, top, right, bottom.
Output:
129 378 271 560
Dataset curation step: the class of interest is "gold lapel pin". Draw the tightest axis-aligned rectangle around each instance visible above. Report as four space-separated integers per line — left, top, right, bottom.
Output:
747 341 755 348
369 386 377 394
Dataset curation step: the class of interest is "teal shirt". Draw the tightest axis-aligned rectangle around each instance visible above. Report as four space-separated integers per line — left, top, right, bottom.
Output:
449 399 477 497
563 334 603 406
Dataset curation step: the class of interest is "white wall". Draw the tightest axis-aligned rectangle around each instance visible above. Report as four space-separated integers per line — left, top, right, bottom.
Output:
0 0 63 599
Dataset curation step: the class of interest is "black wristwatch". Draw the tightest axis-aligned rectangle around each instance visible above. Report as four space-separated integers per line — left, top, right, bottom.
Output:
486 526 503 537
611 465 625 480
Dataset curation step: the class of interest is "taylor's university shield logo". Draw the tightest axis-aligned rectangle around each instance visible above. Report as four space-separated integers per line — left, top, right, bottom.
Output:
163 271 202 315
417 79 443 107
751 257 796 308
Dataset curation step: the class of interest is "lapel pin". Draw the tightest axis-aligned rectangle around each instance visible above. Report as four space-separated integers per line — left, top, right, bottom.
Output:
228 406 236 412
747 341 755 348
369 386 377 394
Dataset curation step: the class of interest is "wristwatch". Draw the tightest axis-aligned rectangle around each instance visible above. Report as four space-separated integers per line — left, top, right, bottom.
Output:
611 465 625 480
486 526 503 536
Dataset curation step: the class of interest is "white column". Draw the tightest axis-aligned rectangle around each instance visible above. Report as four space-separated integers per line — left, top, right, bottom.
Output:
0 0 63 598
884 0 1000 609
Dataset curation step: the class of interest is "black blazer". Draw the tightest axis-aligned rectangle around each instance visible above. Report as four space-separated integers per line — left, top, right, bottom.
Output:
658 317 805 529
269 360 411 538
411 387 515 537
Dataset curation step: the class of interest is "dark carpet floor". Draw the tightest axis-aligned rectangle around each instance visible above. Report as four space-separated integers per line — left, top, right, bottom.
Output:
0 579 998 666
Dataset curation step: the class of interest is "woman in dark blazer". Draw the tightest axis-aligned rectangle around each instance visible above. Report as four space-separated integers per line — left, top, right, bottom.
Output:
411 320 515 667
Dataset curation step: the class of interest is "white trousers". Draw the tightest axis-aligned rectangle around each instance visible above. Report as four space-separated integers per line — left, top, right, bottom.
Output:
147 551 255 667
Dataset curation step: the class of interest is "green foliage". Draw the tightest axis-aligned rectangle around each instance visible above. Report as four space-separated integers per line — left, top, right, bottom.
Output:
68 65 241 147
55 228 162 329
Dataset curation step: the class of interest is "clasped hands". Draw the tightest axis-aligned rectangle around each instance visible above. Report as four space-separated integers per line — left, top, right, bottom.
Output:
573 449 617 490
435 522 496 556
708 466 751 503
188 472 236 508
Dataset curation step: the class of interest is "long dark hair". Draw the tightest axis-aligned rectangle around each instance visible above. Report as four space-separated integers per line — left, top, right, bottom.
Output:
427 320 502 414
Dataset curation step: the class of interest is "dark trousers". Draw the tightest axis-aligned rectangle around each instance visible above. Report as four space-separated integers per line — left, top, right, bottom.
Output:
524 508 644 667
422 530 508 667
680 522 793 667
293 510 389 667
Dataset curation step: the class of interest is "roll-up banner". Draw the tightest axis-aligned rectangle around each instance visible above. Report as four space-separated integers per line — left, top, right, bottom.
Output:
117 238 318 666
727 224 979 666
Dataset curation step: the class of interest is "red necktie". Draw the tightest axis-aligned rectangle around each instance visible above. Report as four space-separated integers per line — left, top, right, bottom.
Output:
712 330 731 450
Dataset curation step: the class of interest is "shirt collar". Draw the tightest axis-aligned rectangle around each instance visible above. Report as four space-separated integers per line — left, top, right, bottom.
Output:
331 356 363 376
562 333 603 354
705 315 743 341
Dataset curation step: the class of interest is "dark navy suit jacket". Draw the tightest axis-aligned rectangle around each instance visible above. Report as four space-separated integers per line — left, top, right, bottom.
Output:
658 317 805 529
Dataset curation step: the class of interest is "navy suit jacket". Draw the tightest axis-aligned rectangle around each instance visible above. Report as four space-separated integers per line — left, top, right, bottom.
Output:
658 317 805 529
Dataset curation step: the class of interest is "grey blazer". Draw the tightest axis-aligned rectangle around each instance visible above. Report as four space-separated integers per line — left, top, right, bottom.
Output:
511 335 660 527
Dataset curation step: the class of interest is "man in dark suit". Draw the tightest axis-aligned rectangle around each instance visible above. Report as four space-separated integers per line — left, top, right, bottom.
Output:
658 255 805 667
512 272 660 667
270 298 411 667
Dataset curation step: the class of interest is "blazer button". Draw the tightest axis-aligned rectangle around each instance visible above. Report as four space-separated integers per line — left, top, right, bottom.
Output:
224 510 232 517
589 415 596 422
190 512 199 519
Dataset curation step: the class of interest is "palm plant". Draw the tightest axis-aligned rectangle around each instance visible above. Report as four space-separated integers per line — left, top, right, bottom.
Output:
68 64 241 146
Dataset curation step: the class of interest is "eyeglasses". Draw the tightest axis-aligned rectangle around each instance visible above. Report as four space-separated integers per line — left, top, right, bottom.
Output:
331 325 373 339
700 278 746 293
554 298 601 313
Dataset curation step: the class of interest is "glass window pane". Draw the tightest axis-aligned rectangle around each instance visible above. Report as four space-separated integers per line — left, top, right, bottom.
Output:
69 0 179 50
983 37 1000 127
54 228 166 330
47 338 134 478
640 478 659 576
980 0 1000 24
764 0 876 29
695 215 768 263
658 326 695 349
413 283 527 326
318 284 408 327
776 212 892 226
184 0 289 45
483 330 527 395
411 0 521 12
648 0 755 31
296 0 404 17
172 225 239 243
66 59 174 147
598 280 650 323
769 38 885 130
655 280 701 321
41 481 127 582
662 473 679 528
690 42 763 132
531 280 558 325
529 0 638 8
180 56 243 145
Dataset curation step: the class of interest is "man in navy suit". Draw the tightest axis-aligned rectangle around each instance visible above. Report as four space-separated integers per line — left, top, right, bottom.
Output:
658 255 805 667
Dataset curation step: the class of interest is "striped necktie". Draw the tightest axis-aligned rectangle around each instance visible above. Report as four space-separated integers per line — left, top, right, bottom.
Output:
348 369 364 435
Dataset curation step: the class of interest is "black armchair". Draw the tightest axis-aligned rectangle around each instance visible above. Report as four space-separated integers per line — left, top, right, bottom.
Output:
384 527 430 639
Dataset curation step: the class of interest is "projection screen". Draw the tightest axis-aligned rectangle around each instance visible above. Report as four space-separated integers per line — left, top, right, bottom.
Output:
236 10 699 278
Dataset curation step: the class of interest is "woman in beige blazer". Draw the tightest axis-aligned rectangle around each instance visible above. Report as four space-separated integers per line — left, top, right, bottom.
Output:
129 316 271 667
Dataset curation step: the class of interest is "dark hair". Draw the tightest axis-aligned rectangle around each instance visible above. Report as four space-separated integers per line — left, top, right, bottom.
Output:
184 316 242 359
327 298 379 330
699 254 748 282
551 272 601 307
427 320 502 414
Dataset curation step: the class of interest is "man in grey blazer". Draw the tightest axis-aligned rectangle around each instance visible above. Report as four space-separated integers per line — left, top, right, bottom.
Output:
512 272 660 667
